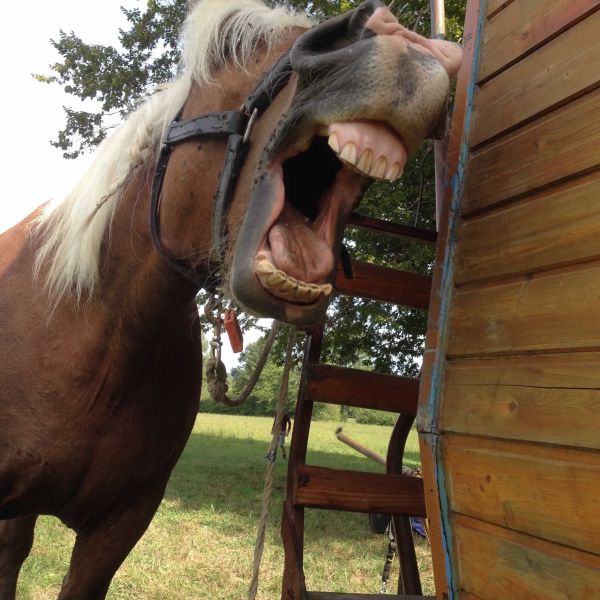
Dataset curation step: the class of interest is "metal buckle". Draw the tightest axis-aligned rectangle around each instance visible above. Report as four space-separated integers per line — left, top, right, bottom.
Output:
242 107 259 145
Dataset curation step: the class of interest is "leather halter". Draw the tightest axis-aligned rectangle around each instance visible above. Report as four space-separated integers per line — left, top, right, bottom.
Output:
150 51 293 288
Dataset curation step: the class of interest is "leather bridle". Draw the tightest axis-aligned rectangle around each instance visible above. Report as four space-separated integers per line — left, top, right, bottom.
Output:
149 50 293 288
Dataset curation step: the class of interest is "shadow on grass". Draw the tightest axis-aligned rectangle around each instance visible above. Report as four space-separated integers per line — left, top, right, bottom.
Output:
165 431 420 523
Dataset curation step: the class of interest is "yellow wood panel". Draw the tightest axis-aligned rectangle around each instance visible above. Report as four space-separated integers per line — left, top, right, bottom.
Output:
443 435 600 554
472 10 600 147
452 514 600 599
418 434 448 599
463 86 600 214
448 261 600 356
479 0 600 82
456 171 600 284
441 353 600 449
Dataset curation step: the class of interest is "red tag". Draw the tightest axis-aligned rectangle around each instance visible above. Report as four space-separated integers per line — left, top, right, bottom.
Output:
223 309 244 353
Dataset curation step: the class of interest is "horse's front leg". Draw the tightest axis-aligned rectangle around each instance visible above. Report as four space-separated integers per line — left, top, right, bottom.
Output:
57 482 167 600
0 514 38 600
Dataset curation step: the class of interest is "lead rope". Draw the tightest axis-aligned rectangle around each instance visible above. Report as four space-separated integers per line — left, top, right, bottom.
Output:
204 292 280 407
248 325 296 600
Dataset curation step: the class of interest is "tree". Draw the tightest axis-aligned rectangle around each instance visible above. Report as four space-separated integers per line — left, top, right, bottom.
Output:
37 0 466 375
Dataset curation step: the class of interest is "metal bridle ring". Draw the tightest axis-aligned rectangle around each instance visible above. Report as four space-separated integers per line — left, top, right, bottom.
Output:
243 108 259 145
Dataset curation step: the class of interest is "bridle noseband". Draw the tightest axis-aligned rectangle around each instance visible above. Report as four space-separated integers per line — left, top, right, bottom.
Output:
149 51 293 288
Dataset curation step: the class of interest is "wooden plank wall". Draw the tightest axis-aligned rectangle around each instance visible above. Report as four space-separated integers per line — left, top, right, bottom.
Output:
419 1 600 598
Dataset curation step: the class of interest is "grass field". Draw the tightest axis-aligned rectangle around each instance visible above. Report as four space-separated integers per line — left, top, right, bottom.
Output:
17 414 433 599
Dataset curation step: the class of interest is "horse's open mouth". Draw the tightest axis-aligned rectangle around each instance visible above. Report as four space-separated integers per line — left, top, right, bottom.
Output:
253 120 408 305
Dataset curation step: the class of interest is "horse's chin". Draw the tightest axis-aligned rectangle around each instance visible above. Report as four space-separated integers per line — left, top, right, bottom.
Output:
230 121 407 326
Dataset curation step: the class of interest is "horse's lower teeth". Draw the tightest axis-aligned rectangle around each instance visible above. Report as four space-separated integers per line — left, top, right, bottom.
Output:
255 258 332 303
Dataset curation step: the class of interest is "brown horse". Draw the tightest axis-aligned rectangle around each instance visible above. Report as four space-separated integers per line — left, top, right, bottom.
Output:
0 1 461 598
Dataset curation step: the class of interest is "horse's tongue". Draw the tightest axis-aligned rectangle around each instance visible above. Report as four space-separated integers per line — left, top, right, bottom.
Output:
268 203 334 283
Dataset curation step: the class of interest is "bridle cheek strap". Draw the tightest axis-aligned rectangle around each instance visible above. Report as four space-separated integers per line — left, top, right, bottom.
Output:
149 51 293 289
211 132 249 262
149 112 251 288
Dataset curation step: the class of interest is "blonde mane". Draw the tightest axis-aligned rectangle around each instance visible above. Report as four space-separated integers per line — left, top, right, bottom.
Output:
34 0 311 305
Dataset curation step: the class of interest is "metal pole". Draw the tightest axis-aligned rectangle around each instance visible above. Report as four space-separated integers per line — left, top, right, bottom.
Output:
430 0 446 39
430 0 447 231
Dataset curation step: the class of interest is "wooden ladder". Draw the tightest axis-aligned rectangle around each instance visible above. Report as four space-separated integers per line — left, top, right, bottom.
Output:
281 214 437 600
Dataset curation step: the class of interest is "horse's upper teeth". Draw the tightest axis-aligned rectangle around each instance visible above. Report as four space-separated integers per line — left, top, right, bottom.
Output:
357 149 373 173
386 162 402 181
371 156 387 179
255 258 332 304
328 135 402 181
339 142 357 165
328 132 340 154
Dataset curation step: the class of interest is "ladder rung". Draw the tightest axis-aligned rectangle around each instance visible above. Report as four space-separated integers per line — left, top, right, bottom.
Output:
294 465 426 516
307 364 419 415
347 213 437 245
308 594 435 600
335 261 431 309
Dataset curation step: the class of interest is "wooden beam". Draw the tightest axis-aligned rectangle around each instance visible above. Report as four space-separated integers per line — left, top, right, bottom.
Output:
307 364 419 415
479 0 600 83
463 86 600 214
335 261 431 309
347 214 437 245
453 514 600 599
281 500 309 600
486 0 515 19
448 261 600 356
442 353 600 450
455 171 600 285
294 465 426 516
443 434 600 555
473 9 600 147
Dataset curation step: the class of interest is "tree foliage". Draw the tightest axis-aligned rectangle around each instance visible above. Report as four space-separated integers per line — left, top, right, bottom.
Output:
39 0 466 375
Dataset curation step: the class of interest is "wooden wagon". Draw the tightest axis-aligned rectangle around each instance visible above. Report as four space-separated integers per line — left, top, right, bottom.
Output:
281 1 600 598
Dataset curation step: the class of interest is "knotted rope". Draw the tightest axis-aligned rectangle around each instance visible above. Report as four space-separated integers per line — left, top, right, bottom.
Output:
204 293 280 407
247 325 296 600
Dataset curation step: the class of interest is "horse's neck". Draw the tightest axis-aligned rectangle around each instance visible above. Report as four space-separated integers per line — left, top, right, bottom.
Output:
96 88 241 324
97 164 199 324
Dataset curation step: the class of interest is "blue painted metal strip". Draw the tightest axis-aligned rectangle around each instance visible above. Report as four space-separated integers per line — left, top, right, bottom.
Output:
424 0 489 597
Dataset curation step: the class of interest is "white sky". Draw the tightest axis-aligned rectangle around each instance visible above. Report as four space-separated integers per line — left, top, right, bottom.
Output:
0 0 264 366
0 1 137 233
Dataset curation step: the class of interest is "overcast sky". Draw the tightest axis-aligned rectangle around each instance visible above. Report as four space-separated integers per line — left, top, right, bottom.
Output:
0 0 137 233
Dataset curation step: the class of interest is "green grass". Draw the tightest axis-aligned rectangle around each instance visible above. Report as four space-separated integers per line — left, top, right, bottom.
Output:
17 414 432 599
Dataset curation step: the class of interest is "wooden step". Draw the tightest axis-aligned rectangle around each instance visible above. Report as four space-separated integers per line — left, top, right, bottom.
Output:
335 261 431 309
294 465 426 516
347 213 437 245
306 364 419 415
308 593 436 599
